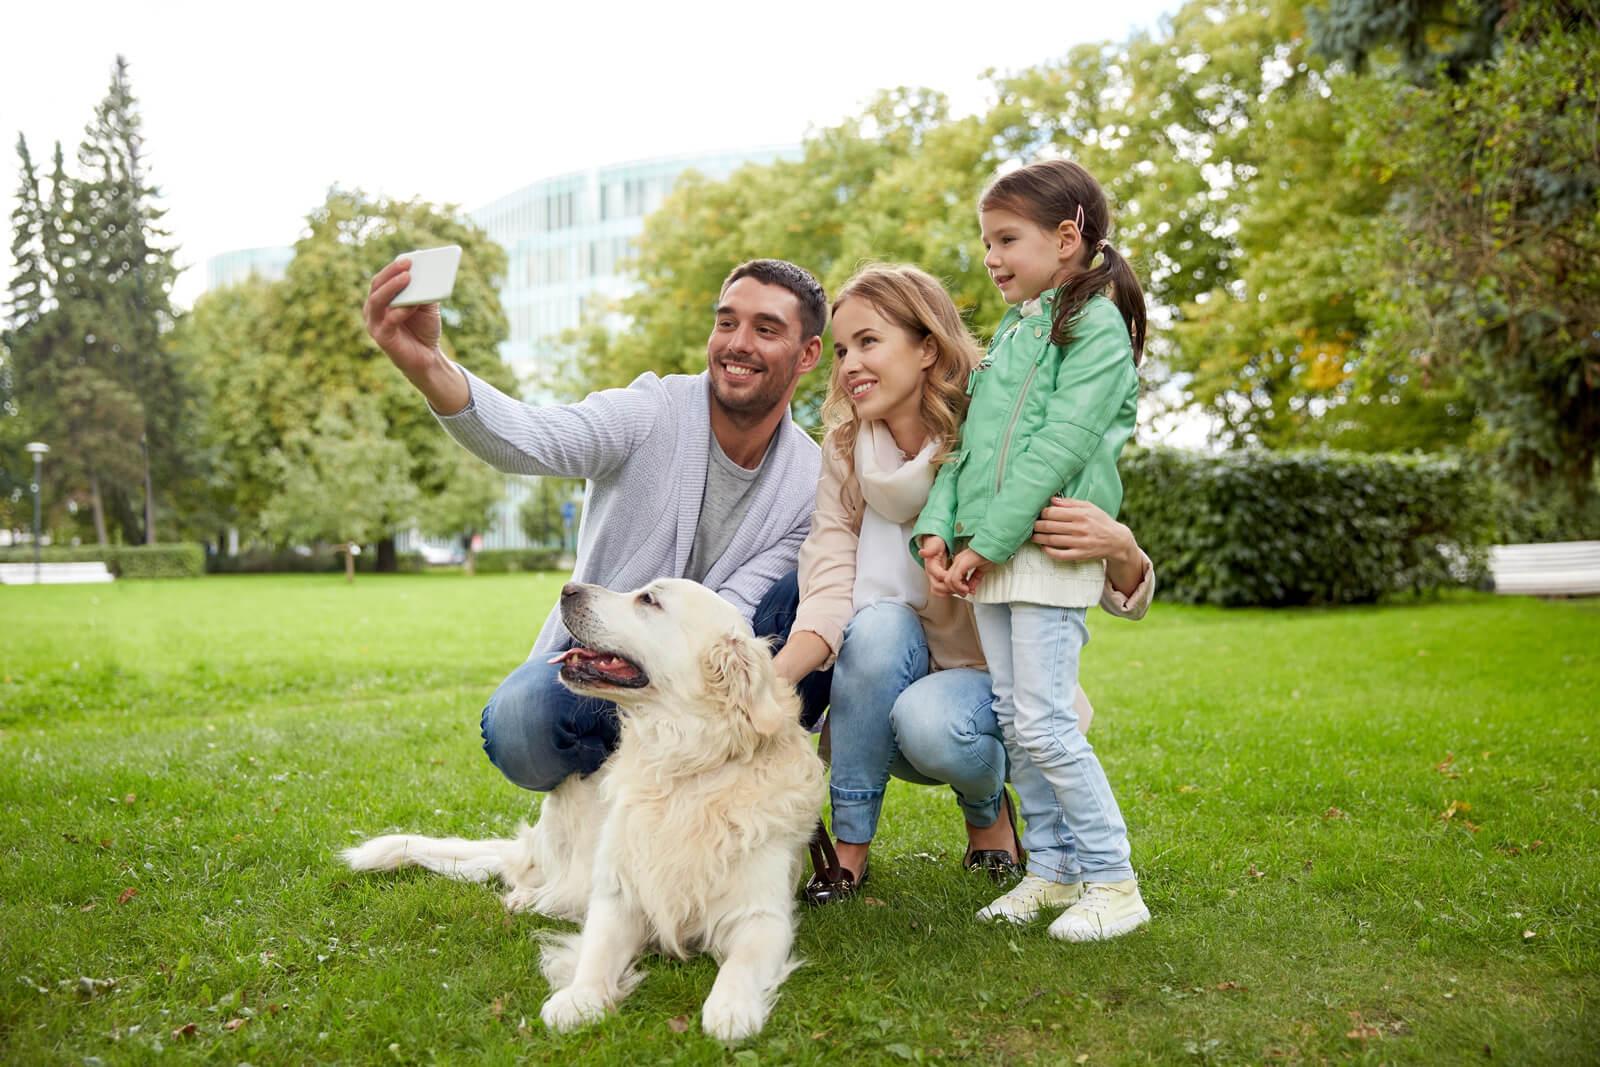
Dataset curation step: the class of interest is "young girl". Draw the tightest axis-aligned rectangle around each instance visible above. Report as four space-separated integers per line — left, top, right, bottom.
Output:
912 159 1150 941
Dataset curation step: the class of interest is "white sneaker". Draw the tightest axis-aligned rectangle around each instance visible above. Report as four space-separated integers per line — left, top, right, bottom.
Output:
1048 879 1151 942
976 874 1082 924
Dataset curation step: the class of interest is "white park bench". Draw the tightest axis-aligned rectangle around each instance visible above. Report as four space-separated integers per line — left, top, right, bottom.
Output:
0 561 115 585
1489 541 1600 597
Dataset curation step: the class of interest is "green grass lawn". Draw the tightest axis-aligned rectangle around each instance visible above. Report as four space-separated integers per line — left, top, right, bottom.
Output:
2 575 1596 1065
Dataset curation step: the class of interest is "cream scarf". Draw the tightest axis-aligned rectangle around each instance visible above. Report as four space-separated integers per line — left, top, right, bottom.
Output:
852 420 940 613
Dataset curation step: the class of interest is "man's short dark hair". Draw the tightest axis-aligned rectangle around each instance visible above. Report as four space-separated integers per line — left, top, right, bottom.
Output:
720 259 828 342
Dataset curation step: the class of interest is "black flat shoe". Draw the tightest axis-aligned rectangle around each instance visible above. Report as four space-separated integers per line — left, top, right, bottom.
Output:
803 822 869 906
963 786 1025 884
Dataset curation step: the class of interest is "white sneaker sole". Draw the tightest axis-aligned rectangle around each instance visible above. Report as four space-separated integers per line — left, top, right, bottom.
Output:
1049 904 1151 942
976 906 1036 925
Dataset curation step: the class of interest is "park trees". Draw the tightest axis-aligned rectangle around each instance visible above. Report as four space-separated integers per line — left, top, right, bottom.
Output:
1331 2 1600 525
170 189 515 563
3 57 187 545
260 396 419 582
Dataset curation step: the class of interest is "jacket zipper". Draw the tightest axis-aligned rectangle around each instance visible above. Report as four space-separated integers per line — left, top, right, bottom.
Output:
995 357 1042 492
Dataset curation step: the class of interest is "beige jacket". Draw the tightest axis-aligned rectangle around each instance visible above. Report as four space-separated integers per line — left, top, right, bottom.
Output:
793 440 1156 678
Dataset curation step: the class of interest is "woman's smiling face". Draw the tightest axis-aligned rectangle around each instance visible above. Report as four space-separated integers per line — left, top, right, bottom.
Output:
831 297 935 427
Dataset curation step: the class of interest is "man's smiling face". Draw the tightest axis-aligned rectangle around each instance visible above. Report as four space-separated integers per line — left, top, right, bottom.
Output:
706 277 812 418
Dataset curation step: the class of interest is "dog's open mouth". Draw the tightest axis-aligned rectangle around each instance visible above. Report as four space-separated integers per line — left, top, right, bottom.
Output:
549 646 649 688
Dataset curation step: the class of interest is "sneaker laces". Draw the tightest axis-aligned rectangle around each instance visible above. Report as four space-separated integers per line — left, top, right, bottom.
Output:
999 875 1056 905
1074 882 1122 914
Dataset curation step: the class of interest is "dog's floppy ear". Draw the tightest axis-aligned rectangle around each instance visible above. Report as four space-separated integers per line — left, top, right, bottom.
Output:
701 631 788 738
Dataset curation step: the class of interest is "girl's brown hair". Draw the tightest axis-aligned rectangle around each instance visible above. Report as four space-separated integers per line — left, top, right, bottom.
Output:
820 264 984 470
980 159 1147 364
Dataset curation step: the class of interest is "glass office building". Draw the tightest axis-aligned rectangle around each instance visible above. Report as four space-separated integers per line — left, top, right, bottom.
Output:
205 246 294 290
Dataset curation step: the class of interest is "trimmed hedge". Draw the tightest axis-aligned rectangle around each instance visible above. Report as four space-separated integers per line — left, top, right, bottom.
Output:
207 548 425 574
473 548 566 574
1119 448 1494 607
0 543 205 578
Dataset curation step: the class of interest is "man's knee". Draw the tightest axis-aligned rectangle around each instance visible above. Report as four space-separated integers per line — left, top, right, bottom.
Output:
481 660 617 792
751 570 800 642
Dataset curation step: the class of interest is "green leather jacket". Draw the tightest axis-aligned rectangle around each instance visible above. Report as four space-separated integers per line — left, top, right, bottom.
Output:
912 290 1139 564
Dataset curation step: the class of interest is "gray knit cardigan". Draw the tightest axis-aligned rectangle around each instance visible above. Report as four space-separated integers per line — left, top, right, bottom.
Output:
436 365 821 658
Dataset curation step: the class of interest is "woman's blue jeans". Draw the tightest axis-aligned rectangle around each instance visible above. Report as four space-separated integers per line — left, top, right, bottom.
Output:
828 600 1089 881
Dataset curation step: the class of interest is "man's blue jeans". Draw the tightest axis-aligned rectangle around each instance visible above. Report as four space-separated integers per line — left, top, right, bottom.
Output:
479 571 831 793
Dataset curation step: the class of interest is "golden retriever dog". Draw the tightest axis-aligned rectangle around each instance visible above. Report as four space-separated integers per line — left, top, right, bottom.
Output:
344 579 824 1041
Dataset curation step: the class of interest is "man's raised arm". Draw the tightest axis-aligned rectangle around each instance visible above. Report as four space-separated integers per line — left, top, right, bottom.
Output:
363 258 659 480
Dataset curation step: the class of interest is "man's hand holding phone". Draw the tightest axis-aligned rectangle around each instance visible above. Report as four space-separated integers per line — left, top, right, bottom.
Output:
363 248 469 415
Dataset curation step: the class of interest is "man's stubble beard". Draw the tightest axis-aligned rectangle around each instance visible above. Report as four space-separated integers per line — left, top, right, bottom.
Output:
709 351 801 424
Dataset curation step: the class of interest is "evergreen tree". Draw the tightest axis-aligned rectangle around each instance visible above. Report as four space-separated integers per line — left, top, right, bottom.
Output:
71 55 185 543
5 135 48 333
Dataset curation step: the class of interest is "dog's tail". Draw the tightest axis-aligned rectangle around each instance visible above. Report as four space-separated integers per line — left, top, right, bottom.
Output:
341 830 525 884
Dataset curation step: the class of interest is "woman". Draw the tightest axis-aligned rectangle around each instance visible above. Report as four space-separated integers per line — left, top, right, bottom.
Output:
771 265 1154 903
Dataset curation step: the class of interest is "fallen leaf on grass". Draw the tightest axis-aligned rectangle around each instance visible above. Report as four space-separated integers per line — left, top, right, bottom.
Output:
1323 806 1347 820
1215 981 1246 991
1346 1024 1381 1041
490 996 505 1019
171 1023 197 1039
1177 783 1198 793
1435 753 1458 777
116 888 137 905
80 903 96 912
123 794 137 805
76 977 117 997
1439 800 1471 821
98 838 113 849
863 896 887 906
1076 1055 1089 1064
667 1015 689 1033
1461 820 1480 833
1246 865 1265 879
1522 929 1537 941
223 1018 247 1032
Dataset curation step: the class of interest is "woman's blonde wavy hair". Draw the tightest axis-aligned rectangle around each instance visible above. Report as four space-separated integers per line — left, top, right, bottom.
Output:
821 264 983 471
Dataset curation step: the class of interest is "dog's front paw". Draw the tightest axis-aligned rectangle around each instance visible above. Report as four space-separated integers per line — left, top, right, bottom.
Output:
502 885 541 914
541 986 608 1032
701 993 766 1043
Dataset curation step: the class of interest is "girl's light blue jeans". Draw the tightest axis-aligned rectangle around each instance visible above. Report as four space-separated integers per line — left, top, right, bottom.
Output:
971 602 1133 883
828 600 1090 885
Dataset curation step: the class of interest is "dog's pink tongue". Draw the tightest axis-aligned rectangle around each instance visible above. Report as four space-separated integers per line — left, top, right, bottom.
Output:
547 648 586 666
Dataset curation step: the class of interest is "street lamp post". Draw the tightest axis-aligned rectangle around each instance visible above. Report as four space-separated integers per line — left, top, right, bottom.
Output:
24 442 49 586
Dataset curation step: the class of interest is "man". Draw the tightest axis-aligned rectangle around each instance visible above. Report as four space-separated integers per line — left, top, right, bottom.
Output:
363 256 831 795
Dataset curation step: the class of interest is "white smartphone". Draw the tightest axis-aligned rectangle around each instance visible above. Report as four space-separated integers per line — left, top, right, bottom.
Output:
391 244 462 307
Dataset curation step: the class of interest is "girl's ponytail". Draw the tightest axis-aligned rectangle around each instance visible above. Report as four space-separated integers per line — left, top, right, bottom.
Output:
981 159 1147 365
1053 240 1146 366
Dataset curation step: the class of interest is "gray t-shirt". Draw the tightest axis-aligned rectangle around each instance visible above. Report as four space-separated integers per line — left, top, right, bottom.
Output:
685 430 767 584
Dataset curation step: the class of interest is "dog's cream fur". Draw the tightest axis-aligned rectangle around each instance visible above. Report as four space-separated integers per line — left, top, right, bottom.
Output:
343 579 824 1041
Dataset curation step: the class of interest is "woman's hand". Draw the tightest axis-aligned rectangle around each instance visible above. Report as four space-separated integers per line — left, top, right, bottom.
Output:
1032 496 1143 594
